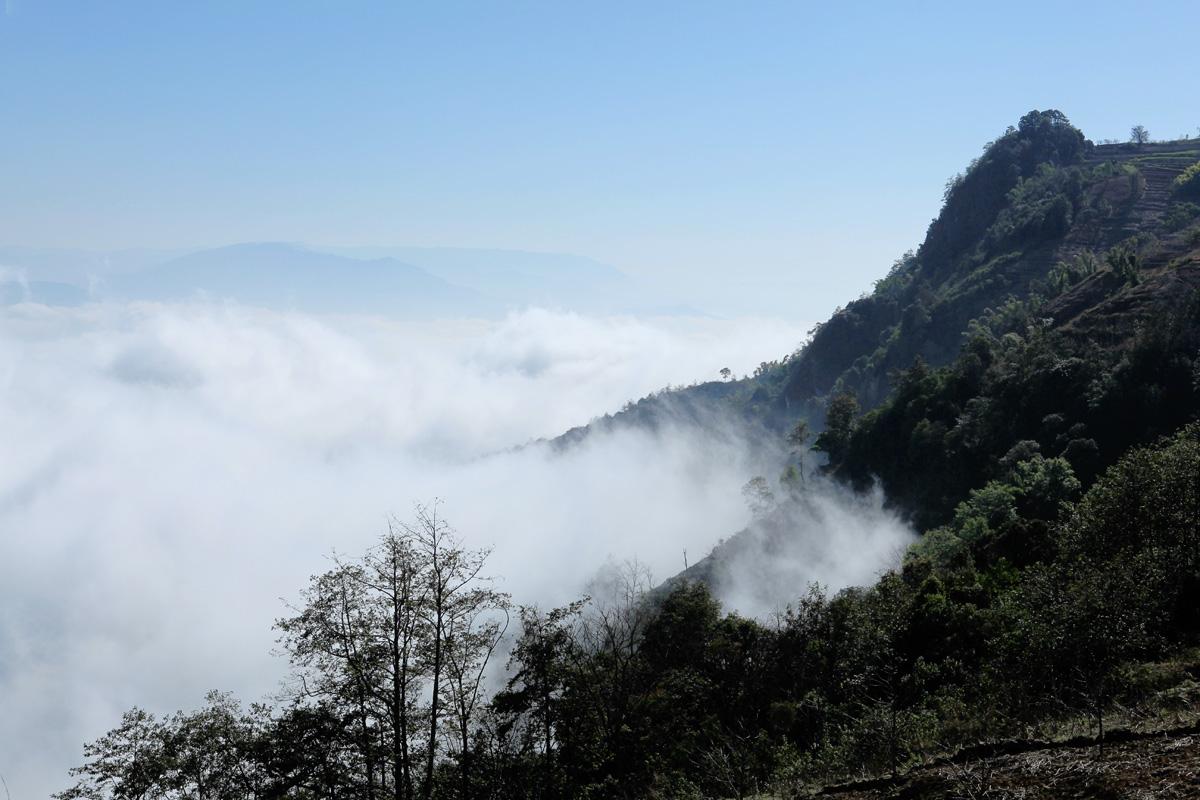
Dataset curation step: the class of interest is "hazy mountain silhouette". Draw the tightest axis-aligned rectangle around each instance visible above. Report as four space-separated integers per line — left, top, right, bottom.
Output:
0 242 704 316
107 242 498 316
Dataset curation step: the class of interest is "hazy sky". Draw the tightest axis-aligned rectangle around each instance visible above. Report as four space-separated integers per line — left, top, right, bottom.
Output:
3 0 1198 317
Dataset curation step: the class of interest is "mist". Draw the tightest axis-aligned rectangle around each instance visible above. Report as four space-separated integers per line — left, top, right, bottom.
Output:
709 484 916 618
0 301 907 797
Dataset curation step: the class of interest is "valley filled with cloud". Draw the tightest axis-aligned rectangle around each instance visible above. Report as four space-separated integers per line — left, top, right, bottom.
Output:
2 301 917 795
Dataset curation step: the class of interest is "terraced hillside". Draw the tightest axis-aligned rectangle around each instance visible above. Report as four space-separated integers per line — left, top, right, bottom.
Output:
1081 141 1200 241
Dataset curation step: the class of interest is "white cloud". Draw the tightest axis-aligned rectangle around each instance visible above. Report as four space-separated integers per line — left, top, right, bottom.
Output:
713 484 915 618
0 301 807 797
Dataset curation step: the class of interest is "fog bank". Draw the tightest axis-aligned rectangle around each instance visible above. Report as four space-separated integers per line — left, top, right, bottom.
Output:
0 302 801 796
0 301 910 797
712 484 915 617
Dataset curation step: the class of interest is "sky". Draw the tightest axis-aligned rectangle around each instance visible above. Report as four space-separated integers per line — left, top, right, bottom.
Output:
1 3 1199 794
2 0 1198 318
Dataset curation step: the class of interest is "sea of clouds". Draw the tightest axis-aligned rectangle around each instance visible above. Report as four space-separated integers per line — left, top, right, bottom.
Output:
0 301 909 796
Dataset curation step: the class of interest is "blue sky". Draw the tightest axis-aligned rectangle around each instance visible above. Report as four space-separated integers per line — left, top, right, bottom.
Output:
2 0 1198 317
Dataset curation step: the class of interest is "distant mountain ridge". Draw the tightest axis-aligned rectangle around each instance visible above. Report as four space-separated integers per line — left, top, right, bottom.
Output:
106 242 497 317
0 242 695 316
326 245 700 315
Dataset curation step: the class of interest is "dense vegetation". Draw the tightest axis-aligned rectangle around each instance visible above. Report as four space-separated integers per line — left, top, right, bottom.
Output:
836 290 1200 530
59 112 1200 798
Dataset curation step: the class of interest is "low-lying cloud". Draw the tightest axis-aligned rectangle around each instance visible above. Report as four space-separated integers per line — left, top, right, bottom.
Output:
711 484 916 618
0 301 909 797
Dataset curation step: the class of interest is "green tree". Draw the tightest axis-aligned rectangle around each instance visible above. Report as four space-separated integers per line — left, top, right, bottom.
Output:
56 708 169 800
1105 242 1141 285
813 393 859 465
494 601 587 795
741 476 775 518
56 694 270 800
275 504 504 800
1174 162 1200 199
784 419 811 488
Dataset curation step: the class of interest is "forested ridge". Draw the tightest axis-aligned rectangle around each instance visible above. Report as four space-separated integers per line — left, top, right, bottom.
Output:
59 112 1200 798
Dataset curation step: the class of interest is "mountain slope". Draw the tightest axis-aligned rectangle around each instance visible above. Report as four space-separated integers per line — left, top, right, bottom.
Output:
0 279 89 306
562 114 1200 450
638 112 1200 597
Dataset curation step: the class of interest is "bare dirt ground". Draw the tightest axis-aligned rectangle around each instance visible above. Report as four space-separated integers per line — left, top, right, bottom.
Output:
817 726 1200 799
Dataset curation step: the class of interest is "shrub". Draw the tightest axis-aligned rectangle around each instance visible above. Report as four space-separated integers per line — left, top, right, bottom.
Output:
1164 202 1200 232
1174 162 1200 199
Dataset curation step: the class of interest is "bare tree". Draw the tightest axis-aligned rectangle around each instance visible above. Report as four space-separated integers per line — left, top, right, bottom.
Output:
400 502 498 800
277 560 385 799
694 731 762 800
277 502 502 800
361 526 431 800
1130 124 1150 145
580 560 654 664
440 582 509 799
571 561 655 773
